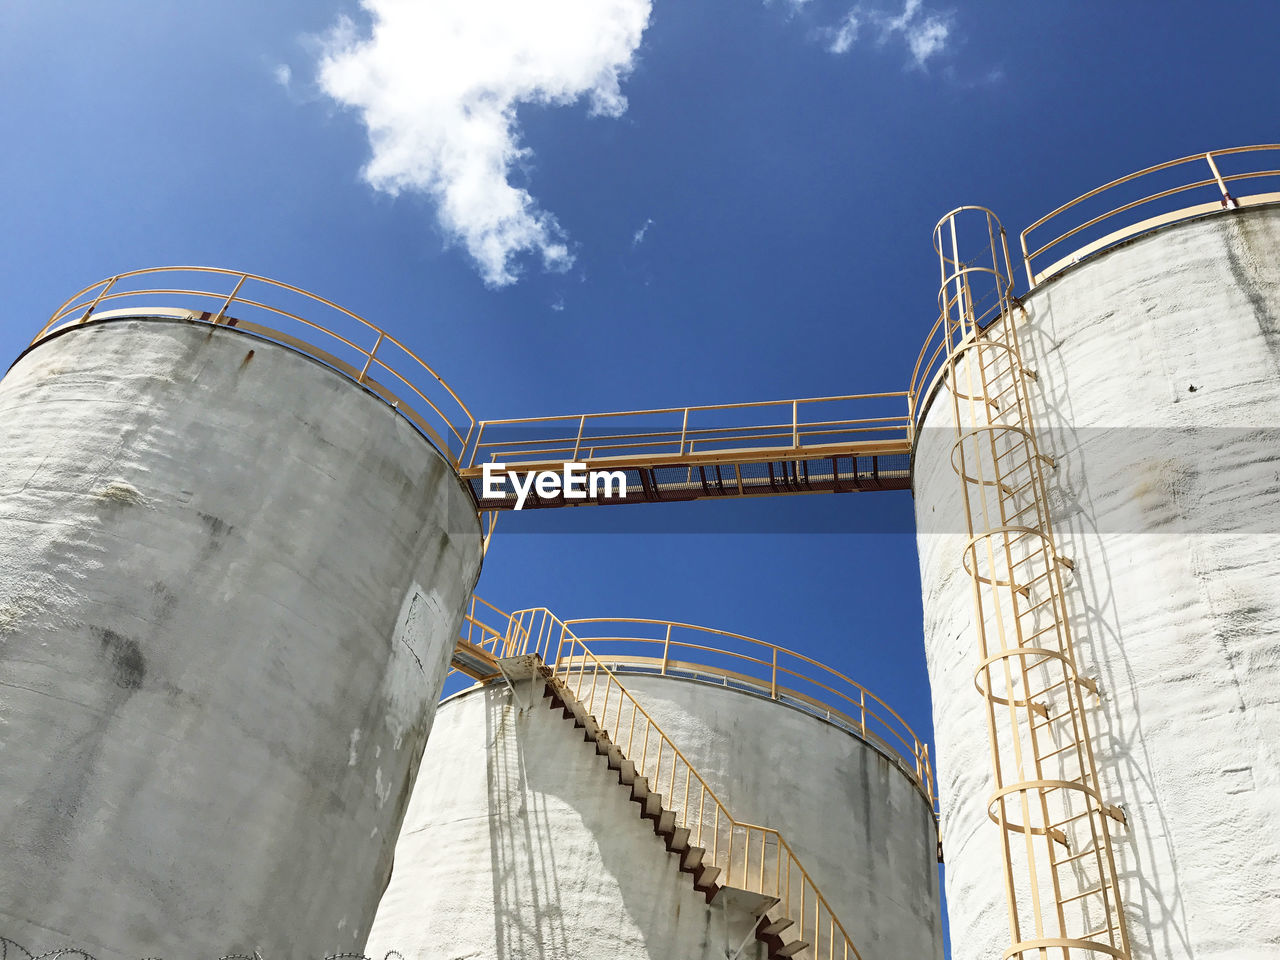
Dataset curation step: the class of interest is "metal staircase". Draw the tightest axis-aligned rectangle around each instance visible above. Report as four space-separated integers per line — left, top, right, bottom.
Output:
464 607 865 960
534 664 806 958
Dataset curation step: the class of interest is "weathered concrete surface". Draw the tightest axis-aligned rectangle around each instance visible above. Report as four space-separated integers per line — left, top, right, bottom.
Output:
0 319 483 959
915 206 1280 959
367 674 942 960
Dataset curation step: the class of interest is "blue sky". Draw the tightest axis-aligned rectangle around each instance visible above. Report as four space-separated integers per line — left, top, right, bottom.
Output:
3 1 1279 950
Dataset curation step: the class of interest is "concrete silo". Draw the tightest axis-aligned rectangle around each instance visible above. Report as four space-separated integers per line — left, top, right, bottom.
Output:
0 272 483 960
912 153 1280 959
365 609 943 960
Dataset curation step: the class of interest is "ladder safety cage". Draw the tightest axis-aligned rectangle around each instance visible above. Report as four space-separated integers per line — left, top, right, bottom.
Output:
935 206 1131 960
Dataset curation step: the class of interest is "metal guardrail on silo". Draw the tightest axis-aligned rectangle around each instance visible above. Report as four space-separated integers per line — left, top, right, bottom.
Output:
1020 144 1280 287
31 267 477 468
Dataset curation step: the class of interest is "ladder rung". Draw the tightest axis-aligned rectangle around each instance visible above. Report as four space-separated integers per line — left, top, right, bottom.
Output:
1058 884 1105 906
1051 845 1098 868
998 478 1039 499
1026 676 1071 699
1005 501 1040 523
1022 593 1055 614
1036 740 1082 763
1018 624 1059 647
1032 708 1077 730
1078 923 1122 940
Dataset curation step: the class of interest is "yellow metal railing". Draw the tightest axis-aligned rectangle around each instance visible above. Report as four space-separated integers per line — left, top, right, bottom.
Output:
461 394 912 474
32 267 476 466
559 616 935 811
908 222 1012 435
461 594 508 655
501 606 864 960
937 208 1130 959
1020 144 1280 287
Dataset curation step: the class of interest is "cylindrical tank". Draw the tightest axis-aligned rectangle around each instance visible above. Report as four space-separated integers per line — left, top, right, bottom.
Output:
0 316 483 959
915 205 1280 958
365 668 943 960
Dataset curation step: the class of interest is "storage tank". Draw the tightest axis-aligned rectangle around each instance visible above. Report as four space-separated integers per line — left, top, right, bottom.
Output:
913 182 1280 957
366 610 943 960
0 272 483 960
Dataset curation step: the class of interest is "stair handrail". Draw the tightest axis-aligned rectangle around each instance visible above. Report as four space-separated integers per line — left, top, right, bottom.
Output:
559 616 936 812
506 606 865 960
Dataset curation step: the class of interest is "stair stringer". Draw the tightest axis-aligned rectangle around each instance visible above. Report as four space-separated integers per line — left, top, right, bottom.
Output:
522 657 861 960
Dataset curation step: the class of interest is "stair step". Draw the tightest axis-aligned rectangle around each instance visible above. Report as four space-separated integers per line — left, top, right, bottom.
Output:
681 846 705 871
666 826 690 852
630 776 649 800
773 939 810 958
694 864 721 890
714 888 779 919
606 744 625 769
638 792 662 818
618 759 637 784
758 917 794 938
654 809 676 835
766 915 810 956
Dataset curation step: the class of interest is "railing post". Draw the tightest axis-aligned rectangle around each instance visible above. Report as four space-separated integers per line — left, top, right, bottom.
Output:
461 420 476 469
1205 151 1239 208
358 330 385 383
770 648 778 699
792 400 799 448
503 612 518 658
662 624 671 675
467 423 485 469
571 414 586 460
80 276 118 323
209 273 248 325
678 408 689 456
1020 230 1035 289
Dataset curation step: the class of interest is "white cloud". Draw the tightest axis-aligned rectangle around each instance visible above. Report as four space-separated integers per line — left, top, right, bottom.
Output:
826 10 860 54
904 16 948 66
316 0 652 287
879 0 949 67
821 0 951 67
631 217 654 246
274 64 292 88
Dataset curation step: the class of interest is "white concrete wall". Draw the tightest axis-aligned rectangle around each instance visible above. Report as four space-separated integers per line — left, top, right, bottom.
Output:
367 673 942 960
915 206 1280 959
0 319 483 960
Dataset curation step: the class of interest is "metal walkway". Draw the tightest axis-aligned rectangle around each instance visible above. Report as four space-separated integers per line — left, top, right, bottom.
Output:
457 394 913 510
